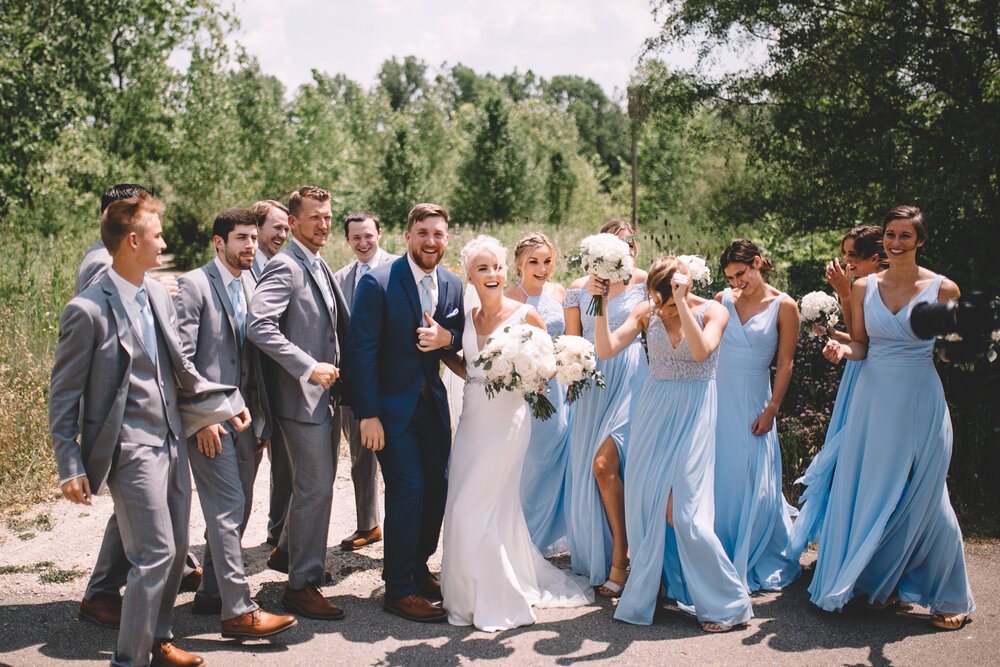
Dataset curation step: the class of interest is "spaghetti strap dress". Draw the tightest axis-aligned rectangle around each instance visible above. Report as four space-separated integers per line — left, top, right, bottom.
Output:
614 302 752 627
808 275 975 615
714 288 801 591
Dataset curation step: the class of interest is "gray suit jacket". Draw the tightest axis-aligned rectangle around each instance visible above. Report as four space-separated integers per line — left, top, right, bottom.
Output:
174 261 270 440
49 273 247 493
333 248 398 315
247 241 350 424
75 239 112 295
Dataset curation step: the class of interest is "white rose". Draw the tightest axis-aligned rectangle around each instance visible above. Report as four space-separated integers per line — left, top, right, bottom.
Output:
491 356 513 379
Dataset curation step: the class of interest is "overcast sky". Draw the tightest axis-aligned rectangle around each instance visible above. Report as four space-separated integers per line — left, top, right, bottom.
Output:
230 0 677 97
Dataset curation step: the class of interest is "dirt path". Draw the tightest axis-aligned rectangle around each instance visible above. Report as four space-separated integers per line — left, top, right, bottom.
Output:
1 447 997 665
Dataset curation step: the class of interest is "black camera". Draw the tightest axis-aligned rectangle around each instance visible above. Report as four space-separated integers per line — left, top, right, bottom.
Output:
911 292 1000 363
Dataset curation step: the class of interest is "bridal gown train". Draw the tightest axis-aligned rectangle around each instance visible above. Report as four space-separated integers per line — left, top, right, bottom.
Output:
441 304 593 632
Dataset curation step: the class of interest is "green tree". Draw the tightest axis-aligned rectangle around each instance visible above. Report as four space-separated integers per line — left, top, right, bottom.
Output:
374 123 422 226
456 96 528 223
377 55 428 111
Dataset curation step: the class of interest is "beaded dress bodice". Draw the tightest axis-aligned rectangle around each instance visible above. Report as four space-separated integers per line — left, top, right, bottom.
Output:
646 300 717 381
518 284 565 338
565 282 647 344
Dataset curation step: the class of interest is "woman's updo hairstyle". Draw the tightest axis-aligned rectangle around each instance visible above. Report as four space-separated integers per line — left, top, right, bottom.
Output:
647 256 690 309
842 224 887 265
719 239 774 281
460 235 507 279
512 232 556 279
600 219 639 258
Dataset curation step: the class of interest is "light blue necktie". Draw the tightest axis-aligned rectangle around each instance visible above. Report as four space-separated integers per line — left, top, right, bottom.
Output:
229 279 245 344
420 274 433 316
313 258 334 312
135 288 157 368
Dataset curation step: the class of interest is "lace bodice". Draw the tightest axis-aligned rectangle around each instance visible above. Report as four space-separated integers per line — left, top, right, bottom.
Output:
518 284 565 338
864 274 944 367
646 301 717 381
565 282 647 345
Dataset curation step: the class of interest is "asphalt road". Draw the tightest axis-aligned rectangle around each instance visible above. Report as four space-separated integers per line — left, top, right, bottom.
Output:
1 451 996 666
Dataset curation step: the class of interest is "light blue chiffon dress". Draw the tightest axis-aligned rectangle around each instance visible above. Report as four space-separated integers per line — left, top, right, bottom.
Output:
788 357 864 556
808 275 975 614
564 283 649 585
519 285 573 554
615 303 753 627
714 288 801 591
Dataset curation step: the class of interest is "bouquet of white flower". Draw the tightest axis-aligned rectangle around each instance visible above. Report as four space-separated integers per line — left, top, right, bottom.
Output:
567 233 634 316
800 291 841 338
553 335 606 403
677 255 711 288
472 323 558 420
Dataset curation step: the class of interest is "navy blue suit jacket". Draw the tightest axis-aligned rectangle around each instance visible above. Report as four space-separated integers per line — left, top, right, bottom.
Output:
346 256 464 438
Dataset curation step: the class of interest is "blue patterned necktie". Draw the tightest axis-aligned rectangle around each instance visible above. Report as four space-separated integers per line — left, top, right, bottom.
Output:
229 279 245 344
420 274 433 316
313 258 334 312
135 288 157 367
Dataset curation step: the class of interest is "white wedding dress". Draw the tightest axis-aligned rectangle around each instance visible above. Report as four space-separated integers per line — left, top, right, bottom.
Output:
441 304 594 632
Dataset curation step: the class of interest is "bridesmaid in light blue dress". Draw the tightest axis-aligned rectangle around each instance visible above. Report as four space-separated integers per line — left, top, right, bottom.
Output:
564 220 648 594
506 233 573 554
713 239 801 592
592 257 752 631
810 206 974 630
790 225 885 555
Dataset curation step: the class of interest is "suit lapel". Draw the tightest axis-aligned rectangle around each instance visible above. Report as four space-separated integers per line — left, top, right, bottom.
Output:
103 276 135 360
205 262 240 347
434 267 449 321
289 241 337 327
394 258 423 324
343 261 358 307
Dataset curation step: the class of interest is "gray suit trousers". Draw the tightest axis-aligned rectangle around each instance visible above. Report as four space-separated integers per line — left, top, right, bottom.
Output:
108 439 189 667
265 425 292 544
275 408 340 589
340 405 381 531
188 426 259 619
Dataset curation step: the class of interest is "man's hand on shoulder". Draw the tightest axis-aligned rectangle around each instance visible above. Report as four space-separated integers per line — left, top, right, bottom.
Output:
310 362 340 389
416 312 453 352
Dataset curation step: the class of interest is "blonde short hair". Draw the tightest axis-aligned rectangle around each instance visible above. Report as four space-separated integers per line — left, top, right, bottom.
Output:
460 235 507 279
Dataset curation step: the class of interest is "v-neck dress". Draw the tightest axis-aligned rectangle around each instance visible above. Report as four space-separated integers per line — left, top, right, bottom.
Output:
808 275 974 614
714 288 801 592
614 303 752 627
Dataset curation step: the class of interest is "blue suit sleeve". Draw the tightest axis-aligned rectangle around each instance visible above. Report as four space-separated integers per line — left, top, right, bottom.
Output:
346 272 384 420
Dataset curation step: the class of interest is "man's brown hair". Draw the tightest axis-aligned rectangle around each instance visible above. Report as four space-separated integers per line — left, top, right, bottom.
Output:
100 191 165 252
250 199 289 226
406 203 449 231
288 186 331 217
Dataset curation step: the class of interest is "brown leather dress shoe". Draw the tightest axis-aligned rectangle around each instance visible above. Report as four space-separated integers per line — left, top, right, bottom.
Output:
191 593 222 616
179 566 203 593
151 640 203 666
415 573 443 602
222 608 298 638
79 593 121 628
383 594 447 623
266 547 289 573
340 525 382 550
282 584 345 620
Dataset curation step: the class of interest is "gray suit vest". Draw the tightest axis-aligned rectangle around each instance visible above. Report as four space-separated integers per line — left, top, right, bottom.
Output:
118 316 180 446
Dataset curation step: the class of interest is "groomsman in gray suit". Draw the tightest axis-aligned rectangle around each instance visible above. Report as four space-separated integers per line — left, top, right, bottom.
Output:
76 184 200 631
248 185 350 620
50 191 250 667
174 208 297 639
248 199 293 545
333 210 396 550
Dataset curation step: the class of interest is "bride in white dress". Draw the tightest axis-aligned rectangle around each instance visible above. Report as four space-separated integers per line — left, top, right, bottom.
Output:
441 235 594 632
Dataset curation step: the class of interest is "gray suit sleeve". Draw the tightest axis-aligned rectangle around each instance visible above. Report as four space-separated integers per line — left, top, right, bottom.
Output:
247 258 316 379
48 301 94 482
173 273 203 360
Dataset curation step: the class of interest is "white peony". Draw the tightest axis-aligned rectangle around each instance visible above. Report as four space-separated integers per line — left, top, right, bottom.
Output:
553 334 605 402
472 323 558 420
799 290 841 338
677 255 711 287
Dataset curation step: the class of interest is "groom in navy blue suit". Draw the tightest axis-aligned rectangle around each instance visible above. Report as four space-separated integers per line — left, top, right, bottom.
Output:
346 203 464 623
